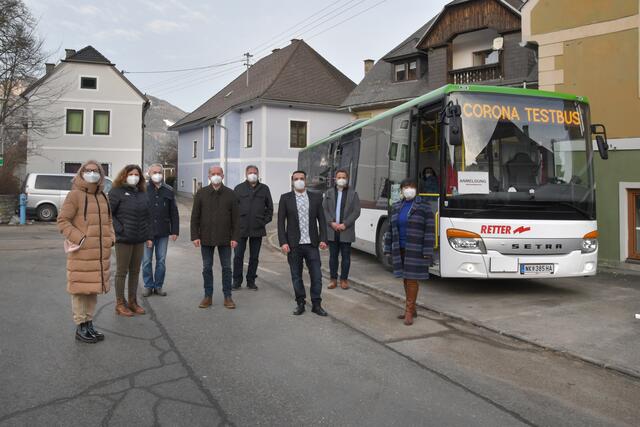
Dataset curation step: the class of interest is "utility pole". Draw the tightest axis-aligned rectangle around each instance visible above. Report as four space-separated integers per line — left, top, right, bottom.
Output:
243 52 253 87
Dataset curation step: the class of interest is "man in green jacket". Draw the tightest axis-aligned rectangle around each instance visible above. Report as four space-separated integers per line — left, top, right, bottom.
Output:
191 166 239 310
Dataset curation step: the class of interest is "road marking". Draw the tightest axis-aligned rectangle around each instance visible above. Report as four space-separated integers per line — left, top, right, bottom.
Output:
244 262 281 276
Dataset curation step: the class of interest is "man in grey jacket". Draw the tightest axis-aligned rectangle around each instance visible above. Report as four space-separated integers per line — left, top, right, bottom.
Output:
323 169 361 290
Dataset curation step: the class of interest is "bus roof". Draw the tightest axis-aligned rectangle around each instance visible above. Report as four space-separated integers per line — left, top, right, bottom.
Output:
302 84 589 151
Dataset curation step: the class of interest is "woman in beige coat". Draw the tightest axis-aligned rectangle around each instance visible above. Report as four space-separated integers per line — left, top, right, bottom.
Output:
57 161 115 343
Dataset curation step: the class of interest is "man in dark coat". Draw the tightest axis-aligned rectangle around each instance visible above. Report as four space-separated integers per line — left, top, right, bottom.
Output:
233 165 273 291
142 164 179 297
278 170 328 317
191 166 239 310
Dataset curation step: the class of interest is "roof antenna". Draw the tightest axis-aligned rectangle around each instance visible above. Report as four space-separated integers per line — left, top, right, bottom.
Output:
243 52 253 87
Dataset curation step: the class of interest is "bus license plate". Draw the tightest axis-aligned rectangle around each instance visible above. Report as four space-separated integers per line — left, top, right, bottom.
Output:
520 264 554 274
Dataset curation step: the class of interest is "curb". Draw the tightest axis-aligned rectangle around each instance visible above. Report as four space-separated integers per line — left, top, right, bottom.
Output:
266 231 640 380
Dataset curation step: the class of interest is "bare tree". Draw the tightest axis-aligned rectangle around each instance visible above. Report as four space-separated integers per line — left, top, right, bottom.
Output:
0 0 64 194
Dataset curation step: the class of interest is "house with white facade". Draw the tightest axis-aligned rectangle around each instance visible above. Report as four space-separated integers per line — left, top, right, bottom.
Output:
22 46 149 177
170 39 355 198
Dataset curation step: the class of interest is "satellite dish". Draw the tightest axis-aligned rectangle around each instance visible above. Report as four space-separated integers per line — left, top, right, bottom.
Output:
493 37 504 51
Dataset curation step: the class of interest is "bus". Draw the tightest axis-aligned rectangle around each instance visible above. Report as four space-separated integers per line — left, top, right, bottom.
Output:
298 84 609 278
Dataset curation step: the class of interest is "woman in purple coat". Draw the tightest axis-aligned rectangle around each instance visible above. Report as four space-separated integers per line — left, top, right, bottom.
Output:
383 179 435 325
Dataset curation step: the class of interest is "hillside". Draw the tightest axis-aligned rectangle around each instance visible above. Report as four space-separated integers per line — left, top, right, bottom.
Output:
143 95 187 167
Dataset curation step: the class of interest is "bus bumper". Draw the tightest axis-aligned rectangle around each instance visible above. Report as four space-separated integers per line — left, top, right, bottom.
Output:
440 250 598 279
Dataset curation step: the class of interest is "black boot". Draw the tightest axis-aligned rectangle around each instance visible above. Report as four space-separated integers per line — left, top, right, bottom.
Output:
75 322 97 344
86 321 105 341
293 302 306 315
247 282 258 291
311 303 328 317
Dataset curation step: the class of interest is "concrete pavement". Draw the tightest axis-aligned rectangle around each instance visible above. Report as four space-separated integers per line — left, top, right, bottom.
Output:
2 216 640 425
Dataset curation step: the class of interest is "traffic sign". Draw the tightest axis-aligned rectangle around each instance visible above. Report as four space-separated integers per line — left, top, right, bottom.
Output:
0 157 3 167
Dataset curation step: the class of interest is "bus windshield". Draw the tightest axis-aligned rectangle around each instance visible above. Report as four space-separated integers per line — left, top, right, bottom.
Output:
444 92 595 220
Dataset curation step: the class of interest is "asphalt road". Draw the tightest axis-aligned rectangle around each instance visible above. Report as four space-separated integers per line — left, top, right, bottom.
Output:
1 223 639 426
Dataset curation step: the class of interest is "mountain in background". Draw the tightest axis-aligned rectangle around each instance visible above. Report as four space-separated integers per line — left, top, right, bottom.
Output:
144 95 187 169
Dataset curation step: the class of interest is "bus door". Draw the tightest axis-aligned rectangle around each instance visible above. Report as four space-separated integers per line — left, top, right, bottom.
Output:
416 107 442 268
335 130 361 187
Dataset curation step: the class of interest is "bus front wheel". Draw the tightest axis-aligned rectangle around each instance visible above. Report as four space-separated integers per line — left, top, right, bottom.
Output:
376 219 393 271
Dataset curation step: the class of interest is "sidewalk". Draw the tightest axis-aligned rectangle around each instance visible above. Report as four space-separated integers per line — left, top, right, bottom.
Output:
265 230 640 379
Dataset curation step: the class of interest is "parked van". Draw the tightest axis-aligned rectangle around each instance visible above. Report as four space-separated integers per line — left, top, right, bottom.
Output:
23 173 113 221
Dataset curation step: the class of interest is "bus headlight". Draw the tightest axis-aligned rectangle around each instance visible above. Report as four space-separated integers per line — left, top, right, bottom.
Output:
447 229 486 254
582 231 598 253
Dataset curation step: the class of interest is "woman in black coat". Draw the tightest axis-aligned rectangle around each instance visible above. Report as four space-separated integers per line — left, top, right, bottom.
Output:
109 164 152 317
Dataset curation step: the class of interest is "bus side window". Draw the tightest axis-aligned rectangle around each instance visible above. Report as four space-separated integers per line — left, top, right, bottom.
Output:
306 142 334 193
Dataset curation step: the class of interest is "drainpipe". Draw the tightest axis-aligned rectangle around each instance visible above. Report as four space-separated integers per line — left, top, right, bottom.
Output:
216 118 228 174
141 98 150 169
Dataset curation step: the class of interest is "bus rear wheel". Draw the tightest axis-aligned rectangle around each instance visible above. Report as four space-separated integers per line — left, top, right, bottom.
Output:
376 219 393 271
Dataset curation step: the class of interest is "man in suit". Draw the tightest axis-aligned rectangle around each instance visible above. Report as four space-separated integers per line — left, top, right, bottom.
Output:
278 170 328 316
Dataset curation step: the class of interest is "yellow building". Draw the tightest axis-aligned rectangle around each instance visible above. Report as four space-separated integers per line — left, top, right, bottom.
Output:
522 0 640 265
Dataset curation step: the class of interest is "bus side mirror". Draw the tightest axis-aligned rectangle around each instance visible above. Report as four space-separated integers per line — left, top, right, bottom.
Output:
591 124 608 160
447 104 463 146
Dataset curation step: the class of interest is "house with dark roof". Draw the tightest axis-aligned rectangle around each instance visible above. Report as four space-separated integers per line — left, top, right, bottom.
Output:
22 46 149 177
169 39 355 198
342 0 537 118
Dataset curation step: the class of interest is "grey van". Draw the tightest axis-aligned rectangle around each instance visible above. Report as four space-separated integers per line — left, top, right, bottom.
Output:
23 173 113 221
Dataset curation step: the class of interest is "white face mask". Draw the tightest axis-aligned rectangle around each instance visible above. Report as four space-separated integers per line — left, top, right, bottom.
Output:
151 173 163 184
247 173 258 183
126 175 140 186
83 171 100 183
336 178 348 188
402 187 417 200
210 175 222 185
293 179 305 191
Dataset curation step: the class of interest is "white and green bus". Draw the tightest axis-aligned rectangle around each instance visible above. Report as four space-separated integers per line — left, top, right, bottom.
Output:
298 84 609 278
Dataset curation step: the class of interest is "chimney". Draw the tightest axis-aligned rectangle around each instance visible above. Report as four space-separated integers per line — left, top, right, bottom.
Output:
290 38 300 44
364 59 374 75
65 49 76 59
45 63 55 74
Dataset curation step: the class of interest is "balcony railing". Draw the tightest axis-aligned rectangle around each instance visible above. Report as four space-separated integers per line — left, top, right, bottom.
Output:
449 63 502 84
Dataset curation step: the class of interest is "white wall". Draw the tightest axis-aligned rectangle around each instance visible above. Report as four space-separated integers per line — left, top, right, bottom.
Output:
452 28 499 70
26 62 145 177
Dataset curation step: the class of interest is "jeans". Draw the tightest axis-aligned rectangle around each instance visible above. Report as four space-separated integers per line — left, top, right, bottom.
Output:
329 239 352 280
201 245 232 298
287 244 322 304
142 236 169 289
233 236 262 285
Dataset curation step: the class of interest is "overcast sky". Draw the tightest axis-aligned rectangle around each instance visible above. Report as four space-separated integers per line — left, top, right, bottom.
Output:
25 0 449 112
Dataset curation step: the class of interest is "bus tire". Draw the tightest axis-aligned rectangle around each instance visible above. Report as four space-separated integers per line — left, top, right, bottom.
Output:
376 219 393 271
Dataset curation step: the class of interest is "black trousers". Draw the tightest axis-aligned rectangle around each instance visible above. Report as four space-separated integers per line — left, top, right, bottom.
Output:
287 244 322 304
233 236 262 285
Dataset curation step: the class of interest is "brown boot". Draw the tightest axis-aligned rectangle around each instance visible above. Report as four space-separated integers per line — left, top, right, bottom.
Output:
223 297 236 309
339 279 349 290
404 281 419 326
199 296 212 308
398 279 418 320
128 296 146 315
115 298 134 317
328 279 337 289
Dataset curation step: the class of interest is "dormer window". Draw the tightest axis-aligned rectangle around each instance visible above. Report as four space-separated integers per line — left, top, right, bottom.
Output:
80 77 97 89
394 60 418 82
